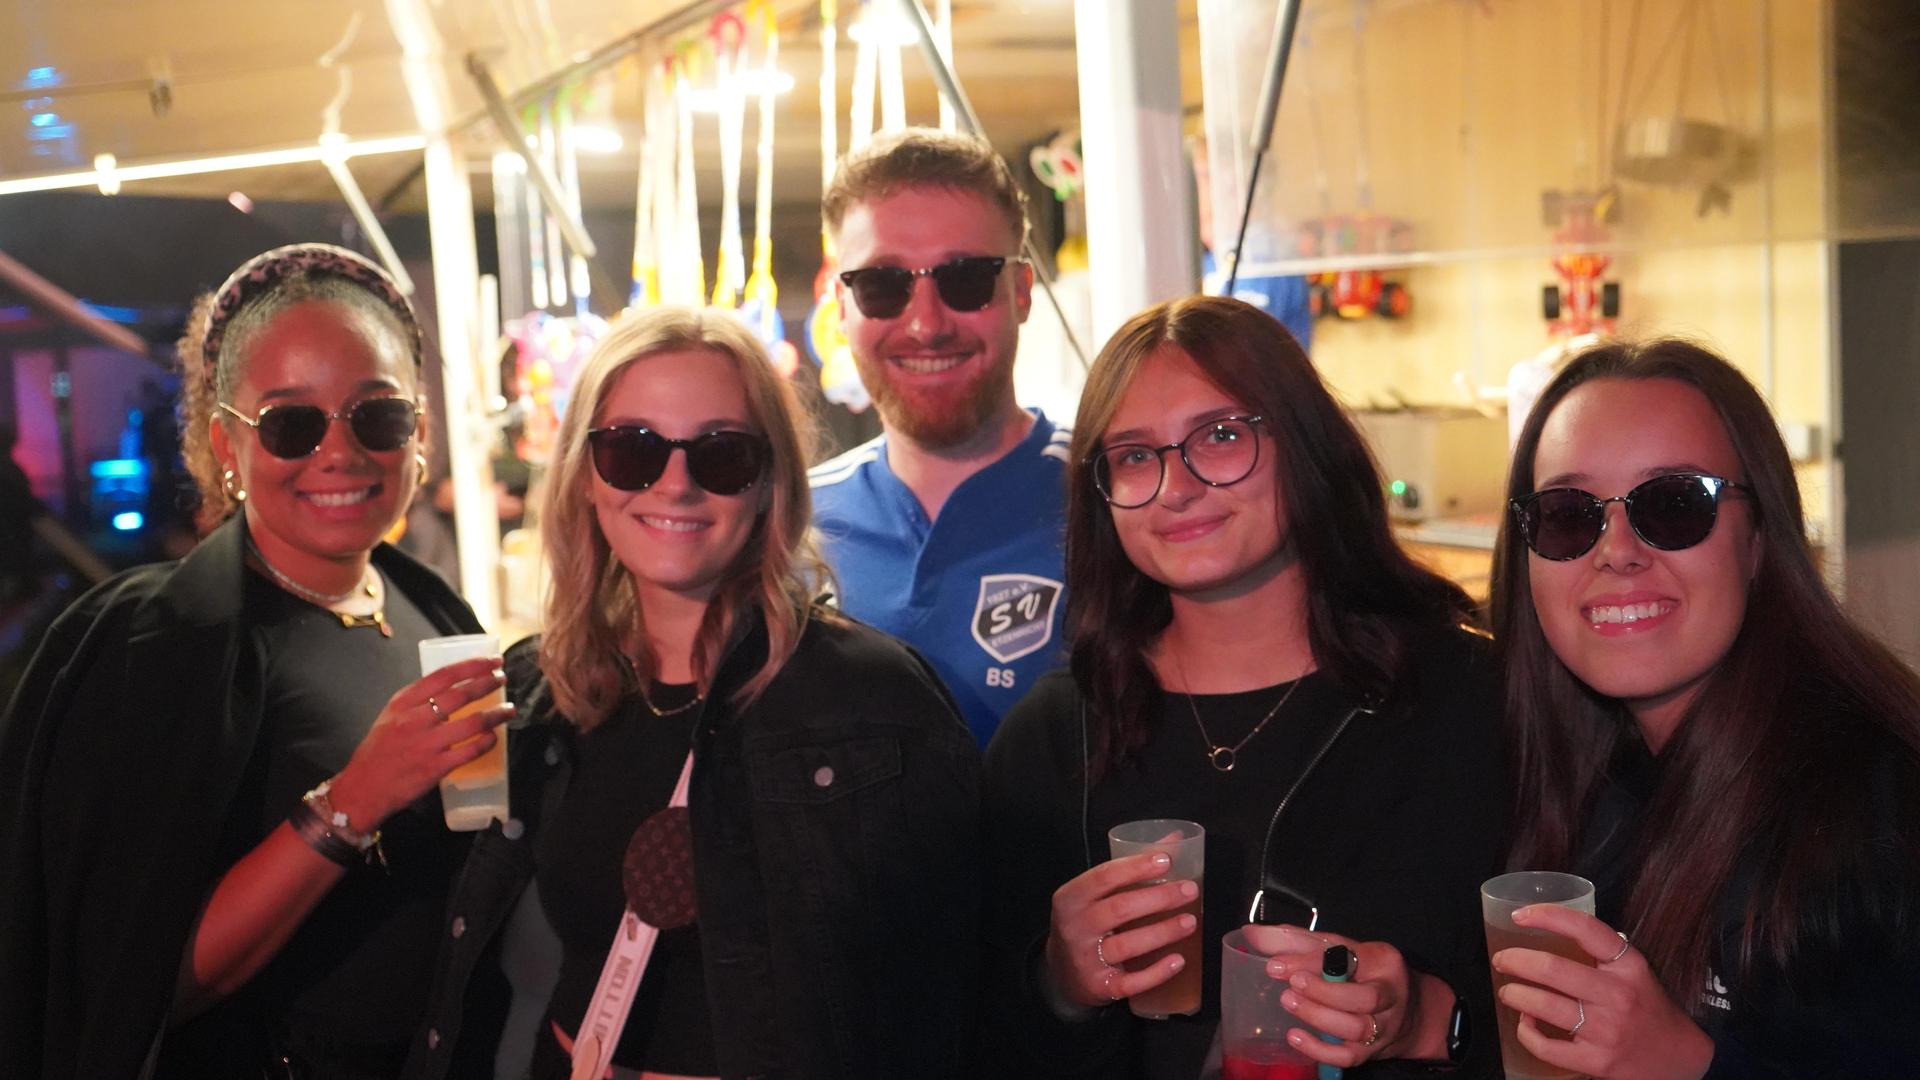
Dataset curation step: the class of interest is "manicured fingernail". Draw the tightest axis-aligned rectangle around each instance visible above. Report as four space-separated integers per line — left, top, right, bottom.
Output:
1511 907 1533 924
492 667 506 680
1151 853 1171 868
1290 972 1310 990
501 702 518 712
1178 880 1199 899
1267 960 1289 978
1491 950 1510 972
1281 990 1299 1010
1167 954 1185 971
1497 985 1516 1007
1179 914 1197 931
1287 1031 1306 1047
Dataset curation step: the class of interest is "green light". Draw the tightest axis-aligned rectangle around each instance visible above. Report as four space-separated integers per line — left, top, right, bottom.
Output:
1389 480 1407 496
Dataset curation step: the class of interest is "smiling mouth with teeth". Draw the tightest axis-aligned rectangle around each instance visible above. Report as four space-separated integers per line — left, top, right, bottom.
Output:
641 516 709 533
305 487 376 508
892 355 967 374
1586 600 1674 626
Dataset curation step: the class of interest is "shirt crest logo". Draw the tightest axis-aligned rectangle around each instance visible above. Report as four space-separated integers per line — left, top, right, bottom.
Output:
971 574 1062 664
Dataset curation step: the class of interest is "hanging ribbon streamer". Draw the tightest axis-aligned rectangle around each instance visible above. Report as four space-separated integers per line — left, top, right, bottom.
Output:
672 42 707 306
807 0 853 390
525 104 551 312
630 59 666 309
709 11 749 309
739 0 796 373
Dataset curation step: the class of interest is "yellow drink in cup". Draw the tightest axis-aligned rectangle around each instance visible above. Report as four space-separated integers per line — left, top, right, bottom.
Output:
418 634 509 831
1481 871 1596 1080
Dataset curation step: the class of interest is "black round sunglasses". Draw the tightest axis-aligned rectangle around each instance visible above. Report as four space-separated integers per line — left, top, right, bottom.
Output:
587 426 771 496
1511 473 1755 561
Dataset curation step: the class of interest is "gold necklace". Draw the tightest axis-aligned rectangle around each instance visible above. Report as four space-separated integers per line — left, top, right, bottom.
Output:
638 683 705 718
1173 656 1303 773
247 539 389 636
621 654 705 717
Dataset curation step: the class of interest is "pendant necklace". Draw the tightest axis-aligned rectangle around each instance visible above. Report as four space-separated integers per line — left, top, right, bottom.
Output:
1174 655 1303 773
246 538 390 636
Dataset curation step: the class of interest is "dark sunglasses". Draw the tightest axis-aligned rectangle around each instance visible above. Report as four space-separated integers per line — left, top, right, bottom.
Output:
587 426 770 495
219 397 421 459
837 255 1023 319
1511 473 1755 561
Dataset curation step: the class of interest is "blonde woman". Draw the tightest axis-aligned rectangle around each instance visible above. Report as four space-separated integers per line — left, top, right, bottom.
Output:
406 306 981 1080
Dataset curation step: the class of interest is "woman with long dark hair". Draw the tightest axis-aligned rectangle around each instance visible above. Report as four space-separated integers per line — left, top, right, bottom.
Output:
0 245 510 1079
982 295 1505 1077
1489 338 1920 1076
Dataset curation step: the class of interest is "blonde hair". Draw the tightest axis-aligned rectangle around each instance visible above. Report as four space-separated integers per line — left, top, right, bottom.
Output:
539 306 831 729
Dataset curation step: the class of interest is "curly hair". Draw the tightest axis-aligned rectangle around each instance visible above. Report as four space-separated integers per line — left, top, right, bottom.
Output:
175 267 418 533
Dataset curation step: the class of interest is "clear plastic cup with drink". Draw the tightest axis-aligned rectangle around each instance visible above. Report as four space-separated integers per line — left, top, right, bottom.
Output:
1481 871 1596 1080
418 633 509 831
1107 818 1205 1019
1218 926 1317 1080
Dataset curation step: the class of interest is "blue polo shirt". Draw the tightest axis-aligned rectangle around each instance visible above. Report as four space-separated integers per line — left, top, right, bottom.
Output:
809 411 1070 744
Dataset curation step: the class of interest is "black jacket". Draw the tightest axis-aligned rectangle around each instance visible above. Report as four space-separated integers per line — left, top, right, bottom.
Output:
403 607 983 1080
980 623 1507 1079
1579 726 1920 1077
0 516 481 1080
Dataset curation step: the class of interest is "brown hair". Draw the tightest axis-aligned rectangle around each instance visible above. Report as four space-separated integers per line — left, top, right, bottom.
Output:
822 127 1028 248
1492 338 1920 1008
1066 295 1477 773
538 306 831 729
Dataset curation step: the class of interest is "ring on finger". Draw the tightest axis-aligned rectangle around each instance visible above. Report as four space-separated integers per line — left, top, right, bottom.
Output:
1362 1014 1379 1047
1095 932 1113 968
1569 998 1587 1037
427 696 444 720
1102 967 1123 1002
1606 931 1631 963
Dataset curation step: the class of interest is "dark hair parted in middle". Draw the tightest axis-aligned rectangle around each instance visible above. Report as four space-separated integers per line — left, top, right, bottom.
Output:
1491 337 1920 1009
1065 294 1477 773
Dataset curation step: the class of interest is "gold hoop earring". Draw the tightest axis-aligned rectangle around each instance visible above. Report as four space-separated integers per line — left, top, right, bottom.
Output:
415 452 430 487
222 468 247 503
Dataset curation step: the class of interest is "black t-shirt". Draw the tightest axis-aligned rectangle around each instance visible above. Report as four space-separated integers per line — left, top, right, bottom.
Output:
535 684 717 1076
1084 674 1343 1078
163 568 470 1078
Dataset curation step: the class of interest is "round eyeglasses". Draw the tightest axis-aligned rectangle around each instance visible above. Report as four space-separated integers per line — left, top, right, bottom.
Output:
1510 473 1755 561
1092 415 1266 509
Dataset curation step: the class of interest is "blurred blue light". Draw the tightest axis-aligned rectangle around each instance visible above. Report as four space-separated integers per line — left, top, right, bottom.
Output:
81 301 140 324
23 96 53 110
112 512 145 531
91 458 146 480
26 123 74 141
25 67 61 88
29 112 58 127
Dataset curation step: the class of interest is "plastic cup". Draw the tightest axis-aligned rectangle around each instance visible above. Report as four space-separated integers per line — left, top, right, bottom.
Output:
1107 819 1205 1019
1218 927 1317 1080
418 633 508 831
1481 871 1596 1080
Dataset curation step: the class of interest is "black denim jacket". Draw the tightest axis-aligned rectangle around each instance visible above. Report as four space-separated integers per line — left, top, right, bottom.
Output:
402 606 983 1080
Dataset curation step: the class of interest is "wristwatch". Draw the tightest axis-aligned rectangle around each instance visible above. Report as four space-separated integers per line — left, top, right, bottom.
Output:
303 779 380 852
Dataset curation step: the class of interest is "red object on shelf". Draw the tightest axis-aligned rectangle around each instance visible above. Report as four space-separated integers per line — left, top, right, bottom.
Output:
1542 189 1621 339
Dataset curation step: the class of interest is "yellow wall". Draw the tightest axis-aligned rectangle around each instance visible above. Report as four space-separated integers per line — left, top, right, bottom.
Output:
1236 0 1833 528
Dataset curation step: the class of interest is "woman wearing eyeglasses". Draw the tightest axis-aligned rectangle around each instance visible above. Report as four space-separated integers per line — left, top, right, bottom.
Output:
403 306 980 1080
0 245 509 1080
981 295 1506 1078
1488 339 1920 1077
